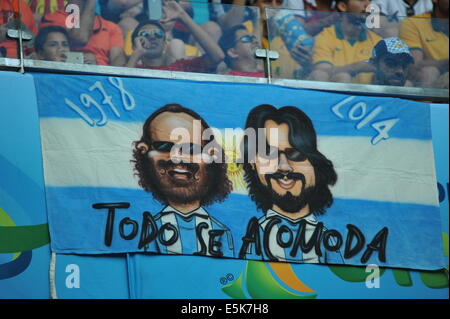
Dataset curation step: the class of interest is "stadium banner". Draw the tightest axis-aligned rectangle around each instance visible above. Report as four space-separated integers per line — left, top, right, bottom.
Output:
33 73 444 270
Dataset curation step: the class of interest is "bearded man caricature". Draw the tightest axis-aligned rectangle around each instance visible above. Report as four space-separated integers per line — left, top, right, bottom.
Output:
132 104 234 257
240 104 344 263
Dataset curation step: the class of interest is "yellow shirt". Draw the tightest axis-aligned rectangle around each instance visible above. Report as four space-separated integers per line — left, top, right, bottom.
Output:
313 22 382 84
24 0 66 14
269 36 303 79
399 12 449 61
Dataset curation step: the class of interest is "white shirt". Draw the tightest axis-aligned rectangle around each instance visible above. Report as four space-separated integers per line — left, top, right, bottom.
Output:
259 209 322 263
371 0 433 20
158 205 213 255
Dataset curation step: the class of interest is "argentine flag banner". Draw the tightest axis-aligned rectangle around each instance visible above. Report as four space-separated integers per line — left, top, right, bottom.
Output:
34 73 445 270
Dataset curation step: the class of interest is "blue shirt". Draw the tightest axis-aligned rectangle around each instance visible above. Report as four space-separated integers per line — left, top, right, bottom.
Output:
151 206 234 258
254 209 344 264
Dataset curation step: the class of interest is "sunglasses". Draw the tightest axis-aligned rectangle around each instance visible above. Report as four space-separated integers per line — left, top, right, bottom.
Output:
151 141 203 155
262 146 308 162
138 29 165 40
235 35 257 45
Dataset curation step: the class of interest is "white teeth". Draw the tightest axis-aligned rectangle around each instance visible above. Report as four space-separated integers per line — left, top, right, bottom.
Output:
278 179 293 185
173 169 189 173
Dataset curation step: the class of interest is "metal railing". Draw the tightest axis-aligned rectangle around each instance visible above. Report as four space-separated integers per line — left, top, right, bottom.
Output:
0 0 448 101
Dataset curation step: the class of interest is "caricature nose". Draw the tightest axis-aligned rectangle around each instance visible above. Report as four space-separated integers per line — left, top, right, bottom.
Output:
277 152 293 173
170 145 191 163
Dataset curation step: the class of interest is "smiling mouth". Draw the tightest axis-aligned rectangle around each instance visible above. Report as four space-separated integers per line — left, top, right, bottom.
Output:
276 177 296 190
168 167 193 181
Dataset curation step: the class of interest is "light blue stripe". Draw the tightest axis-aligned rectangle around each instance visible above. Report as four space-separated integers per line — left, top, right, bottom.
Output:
44 186 445 269
34 73 432 140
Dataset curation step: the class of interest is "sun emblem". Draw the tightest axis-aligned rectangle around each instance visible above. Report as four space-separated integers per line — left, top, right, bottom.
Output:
212 128 247 193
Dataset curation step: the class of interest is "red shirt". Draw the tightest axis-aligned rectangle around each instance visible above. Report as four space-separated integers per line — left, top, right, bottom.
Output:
40 10 123 65
138 56 211 73
226 69 265 78
0 0 37 58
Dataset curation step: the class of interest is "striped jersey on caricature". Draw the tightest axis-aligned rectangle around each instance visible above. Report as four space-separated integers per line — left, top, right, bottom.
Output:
257 210 344 263
151 206 234 257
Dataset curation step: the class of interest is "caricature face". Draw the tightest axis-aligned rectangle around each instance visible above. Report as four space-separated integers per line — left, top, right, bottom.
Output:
145 112 210 204
136 24 166 58
252 120 316 213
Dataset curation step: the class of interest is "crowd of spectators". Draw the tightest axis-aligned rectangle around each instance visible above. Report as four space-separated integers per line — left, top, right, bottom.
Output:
0 0 448 88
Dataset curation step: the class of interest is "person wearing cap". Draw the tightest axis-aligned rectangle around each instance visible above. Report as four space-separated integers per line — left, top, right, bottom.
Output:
370 37 414 87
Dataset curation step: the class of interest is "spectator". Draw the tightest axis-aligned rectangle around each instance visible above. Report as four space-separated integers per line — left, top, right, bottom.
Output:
283 0 337 36
40 0 126 66
99 0 143 38
34 25 69 62
250 0 328 79
399 0 449 88
25 0 66 25
0 0 37 59
218 24 264 77
126 1 224 72
310 0 382 84
371 0 433 20
370 37 414 86
209 0 256 30
123 1 203 63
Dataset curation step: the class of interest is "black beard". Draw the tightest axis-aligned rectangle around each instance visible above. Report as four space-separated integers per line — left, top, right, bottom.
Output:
375 70 406 86
270 185 317 213
148 159 209 204
261 171 315 214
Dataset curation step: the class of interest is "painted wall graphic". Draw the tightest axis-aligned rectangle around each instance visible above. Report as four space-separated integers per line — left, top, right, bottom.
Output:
0 71 448 299
33 73 445 270
0 72 50 299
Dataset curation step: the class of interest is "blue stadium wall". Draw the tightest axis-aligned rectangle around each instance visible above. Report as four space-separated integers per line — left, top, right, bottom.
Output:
0 70 448 299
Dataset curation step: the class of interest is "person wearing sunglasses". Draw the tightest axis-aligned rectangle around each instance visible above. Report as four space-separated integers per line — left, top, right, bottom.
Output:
218 24 265 77
240 104 342 263
132 104 234 257
126 0 224 73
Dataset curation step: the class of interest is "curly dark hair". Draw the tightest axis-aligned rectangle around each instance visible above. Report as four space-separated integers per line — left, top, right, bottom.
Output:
132 104 232 206
241 104 338 215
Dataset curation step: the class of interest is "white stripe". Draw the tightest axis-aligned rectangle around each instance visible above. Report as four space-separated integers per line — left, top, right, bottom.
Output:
302 223 320 263
49 252 57 299
39 118 439 206
159 213 182 254
260 220 286 261
161 213 183 254
318 136 439 206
